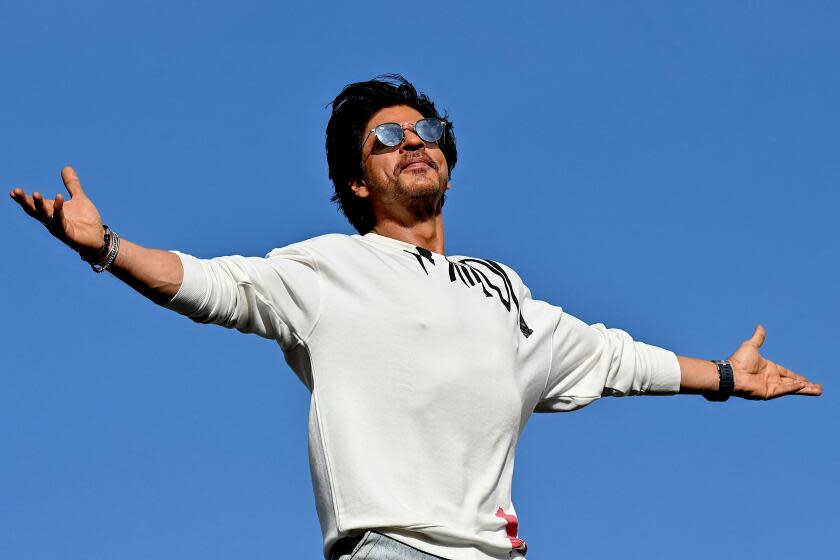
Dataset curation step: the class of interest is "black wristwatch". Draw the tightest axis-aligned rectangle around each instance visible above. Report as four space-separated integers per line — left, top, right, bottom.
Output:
704 360 735 402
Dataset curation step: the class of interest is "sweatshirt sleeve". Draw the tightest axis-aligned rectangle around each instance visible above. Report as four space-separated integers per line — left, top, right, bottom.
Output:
163 243 321 349
533 306 681 412
498 262 681 414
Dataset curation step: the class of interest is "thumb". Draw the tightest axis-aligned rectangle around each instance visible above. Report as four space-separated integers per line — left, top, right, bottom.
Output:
745 324 766 349
61 165 86 198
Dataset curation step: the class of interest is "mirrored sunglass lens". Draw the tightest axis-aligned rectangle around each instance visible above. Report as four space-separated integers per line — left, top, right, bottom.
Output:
416 119 443 142
375 124 403 146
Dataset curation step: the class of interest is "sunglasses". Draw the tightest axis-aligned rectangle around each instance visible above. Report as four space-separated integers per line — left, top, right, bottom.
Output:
364 118 446 148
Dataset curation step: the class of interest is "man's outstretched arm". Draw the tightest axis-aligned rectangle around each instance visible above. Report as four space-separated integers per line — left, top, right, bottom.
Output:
678 325 823 399
10 165 183 305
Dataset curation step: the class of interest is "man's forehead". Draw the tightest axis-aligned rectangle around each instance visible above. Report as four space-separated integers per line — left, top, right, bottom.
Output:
367 105 424 127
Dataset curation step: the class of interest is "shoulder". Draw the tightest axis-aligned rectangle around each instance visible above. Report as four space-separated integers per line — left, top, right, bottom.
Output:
264 233 358 259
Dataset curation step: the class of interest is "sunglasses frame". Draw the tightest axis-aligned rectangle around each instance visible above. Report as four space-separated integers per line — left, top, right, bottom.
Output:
363 118 446 148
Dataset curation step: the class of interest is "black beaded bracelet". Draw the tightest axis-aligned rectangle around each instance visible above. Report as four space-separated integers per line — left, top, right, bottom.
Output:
80 225 111 264
79 225 120 273
704 359 735 402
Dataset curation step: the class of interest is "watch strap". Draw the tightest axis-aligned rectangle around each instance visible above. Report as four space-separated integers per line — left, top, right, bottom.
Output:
704 359 734 402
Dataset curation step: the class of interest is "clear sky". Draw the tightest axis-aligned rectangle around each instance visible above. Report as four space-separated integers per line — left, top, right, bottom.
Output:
2 1 838 558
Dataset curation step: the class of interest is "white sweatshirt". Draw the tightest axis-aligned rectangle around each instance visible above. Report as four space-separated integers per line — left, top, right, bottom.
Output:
164 232 681 560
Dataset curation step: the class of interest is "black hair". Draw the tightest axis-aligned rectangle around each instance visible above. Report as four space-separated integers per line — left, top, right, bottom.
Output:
326 74 458 234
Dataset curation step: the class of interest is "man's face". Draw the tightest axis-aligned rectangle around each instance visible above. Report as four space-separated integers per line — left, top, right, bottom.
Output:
351 105 450 217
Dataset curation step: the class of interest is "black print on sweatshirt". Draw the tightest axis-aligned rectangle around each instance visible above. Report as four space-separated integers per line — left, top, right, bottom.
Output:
402 247 533 338
403 247 435 275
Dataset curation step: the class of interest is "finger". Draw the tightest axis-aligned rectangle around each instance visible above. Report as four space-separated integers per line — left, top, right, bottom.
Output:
780 377 805 387
770 378 808 398
10 188 39 218
778 365 808 384
746 324 766 349
61 165 85 198
53 194 65 229
32 192 53 223
794 383 823 396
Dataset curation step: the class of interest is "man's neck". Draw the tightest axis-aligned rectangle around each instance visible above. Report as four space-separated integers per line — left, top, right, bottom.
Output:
371 215 445 255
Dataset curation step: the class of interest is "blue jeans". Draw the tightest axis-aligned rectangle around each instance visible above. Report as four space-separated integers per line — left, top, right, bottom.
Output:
330 531 447 560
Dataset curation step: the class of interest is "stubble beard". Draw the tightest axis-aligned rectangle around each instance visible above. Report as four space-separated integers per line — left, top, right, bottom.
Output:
372 168 448 222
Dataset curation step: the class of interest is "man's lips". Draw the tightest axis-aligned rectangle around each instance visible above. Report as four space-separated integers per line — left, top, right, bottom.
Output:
398 155 437 173
402 161 431 171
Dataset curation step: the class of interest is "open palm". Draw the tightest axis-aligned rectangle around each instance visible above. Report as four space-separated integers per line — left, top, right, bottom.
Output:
10 166 105 257
729 325 823 400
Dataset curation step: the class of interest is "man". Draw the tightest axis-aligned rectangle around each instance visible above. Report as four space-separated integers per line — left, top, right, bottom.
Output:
9 75 823 560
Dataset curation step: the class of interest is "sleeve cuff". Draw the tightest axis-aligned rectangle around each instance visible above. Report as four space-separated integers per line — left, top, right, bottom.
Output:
637 343 682 394
163 251 210 316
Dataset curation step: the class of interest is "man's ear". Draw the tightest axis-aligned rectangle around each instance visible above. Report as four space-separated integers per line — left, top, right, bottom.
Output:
350 177 369 198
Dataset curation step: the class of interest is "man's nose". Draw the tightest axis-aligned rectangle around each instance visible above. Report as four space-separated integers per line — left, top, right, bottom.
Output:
400 125 425 151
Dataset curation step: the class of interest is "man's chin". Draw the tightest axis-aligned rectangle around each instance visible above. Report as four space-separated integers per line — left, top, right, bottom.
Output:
403 185 446 201
398 174 445 196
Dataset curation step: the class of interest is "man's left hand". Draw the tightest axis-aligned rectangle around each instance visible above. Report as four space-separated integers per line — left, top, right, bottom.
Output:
729 325 823 400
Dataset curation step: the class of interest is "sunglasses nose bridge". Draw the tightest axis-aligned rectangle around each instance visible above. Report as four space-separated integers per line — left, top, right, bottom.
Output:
400 123 425 147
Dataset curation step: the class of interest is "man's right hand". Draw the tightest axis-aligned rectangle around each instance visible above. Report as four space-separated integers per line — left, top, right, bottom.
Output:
10 165 106 258
10 165 184 304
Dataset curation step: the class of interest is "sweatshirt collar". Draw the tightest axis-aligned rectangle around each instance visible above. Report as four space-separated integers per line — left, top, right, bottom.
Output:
360 232 447 258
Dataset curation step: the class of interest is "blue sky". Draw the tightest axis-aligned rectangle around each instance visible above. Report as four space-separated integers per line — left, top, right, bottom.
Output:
2 1 838 558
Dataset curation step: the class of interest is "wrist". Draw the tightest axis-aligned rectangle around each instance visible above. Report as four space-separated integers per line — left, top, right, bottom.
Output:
78 226 109 263
730 364 743 394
